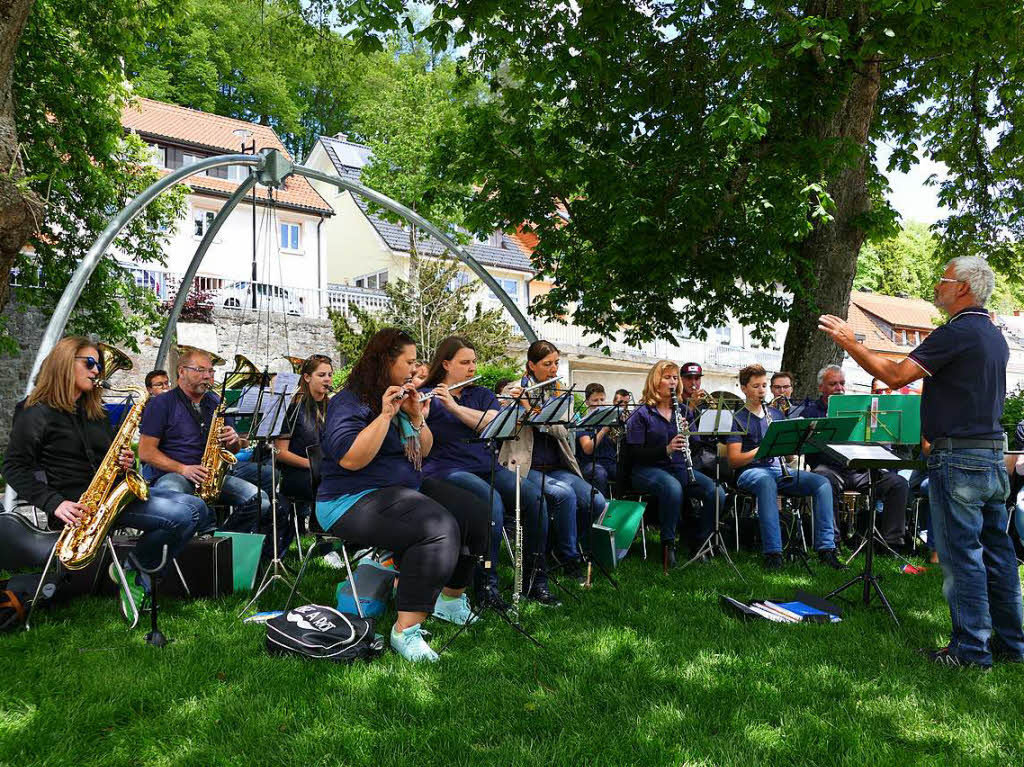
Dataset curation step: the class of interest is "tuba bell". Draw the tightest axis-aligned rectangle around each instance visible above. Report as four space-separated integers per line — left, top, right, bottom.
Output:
222 353 263 390
96 342 135 383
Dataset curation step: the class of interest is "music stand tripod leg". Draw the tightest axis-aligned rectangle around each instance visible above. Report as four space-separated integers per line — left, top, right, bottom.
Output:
24 540 59 631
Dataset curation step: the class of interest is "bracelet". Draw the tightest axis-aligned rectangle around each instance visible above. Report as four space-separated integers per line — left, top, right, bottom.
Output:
410 418 425 432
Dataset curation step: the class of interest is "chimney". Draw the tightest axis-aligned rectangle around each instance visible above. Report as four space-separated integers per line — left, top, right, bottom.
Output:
333 132 348 141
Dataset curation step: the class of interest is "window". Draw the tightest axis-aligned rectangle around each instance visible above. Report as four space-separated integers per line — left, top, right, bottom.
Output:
165 147 203 170
279 222 301 252
354 270 388 290
206 165 228 179
448 271 472 292
488 278 521 304
193 208 216 238
206 164 249 181
713 325 732 346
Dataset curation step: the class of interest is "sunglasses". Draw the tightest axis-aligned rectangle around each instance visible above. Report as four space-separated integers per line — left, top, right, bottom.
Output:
75 356 104 373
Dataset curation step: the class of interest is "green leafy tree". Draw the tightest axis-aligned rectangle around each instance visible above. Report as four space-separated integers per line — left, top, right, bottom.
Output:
331 255 517 370
333 0 1024 398
854 221 942 301
12 0 186 351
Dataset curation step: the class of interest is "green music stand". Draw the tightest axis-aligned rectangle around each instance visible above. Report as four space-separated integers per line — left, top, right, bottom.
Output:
825 394 921 445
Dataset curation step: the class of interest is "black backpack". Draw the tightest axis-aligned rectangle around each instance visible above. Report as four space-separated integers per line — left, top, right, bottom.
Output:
265 604 384 663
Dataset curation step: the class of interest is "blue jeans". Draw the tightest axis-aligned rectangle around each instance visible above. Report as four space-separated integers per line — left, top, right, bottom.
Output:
442 468 547 588
580 462 614 497
631 464 725 545
154 472 269 535
232 459 275 496
528 468 606 563
736 465 836 554
117 487 211 572
928 448 1024 665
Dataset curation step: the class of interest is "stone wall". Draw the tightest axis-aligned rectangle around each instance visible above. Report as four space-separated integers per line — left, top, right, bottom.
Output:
0 303 338 453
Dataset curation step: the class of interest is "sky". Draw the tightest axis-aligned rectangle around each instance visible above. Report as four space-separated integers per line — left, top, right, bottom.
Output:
875 144 949 226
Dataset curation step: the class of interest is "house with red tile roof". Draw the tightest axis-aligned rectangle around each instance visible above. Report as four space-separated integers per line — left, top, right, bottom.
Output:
121 98 334 317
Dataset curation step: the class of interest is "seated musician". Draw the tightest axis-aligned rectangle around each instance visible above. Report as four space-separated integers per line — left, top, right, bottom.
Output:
624 360 725 567
2 337 209 621
678 362 717 475
726 364 846 571
575 383 617 497
802 364 910 553
144 369 171 397
502 340 607 585
274 354 334 560
420 336 550 608
318 328 489 663
138 347 269 537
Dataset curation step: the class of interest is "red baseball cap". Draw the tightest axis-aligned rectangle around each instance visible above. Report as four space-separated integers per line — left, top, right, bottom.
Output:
680 362 703 377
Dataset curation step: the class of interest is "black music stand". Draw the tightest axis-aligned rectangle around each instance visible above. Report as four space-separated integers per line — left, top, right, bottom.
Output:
755 417 860 574
823 443 923 625
439 402 542 652
571 404 622 590
682 406 747 580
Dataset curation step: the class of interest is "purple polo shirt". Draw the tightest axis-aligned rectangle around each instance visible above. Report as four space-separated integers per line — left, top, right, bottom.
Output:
318 389 420 500
625 404 692 468
726 405 787 469
421 385 500 477
139 387 220 480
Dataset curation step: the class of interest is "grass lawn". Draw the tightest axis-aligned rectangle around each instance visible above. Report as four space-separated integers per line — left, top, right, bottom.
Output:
2 540 1022 767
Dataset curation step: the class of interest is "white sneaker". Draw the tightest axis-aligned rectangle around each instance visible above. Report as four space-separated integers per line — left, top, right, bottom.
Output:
321 551 345 569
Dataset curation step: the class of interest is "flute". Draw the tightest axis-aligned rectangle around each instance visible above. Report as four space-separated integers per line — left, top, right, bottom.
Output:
418 375 483 402
522 375 563 394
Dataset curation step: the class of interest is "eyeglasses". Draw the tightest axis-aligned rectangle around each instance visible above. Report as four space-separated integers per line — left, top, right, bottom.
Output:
937 277 962 285
151 381 171 390
182 365 216 375
75 356 104 373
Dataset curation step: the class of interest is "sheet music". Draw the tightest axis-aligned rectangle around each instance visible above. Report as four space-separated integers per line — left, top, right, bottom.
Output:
273 372 300 395
481 405 522 440
254 392 290 438
527 393 573 425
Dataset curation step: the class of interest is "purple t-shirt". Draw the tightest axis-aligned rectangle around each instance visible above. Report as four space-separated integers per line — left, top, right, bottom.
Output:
139 387 219 480
318 389 420 500
421 385 500 477
625 404 692 468
726 405 787 469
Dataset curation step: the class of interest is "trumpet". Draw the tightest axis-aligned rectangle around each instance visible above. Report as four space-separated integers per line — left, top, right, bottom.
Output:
690 389 718 411
418 375 483 402
769 395 792 417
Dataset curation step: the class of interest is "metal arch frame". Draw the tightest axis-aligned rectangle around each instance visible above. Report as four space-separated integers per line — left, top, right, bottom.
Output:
26 148 536 392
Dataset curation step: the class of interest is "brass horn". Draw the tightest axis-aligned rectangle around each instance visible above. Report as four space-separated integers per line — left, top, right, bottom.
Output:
176 344 227 368
97 342 134 383
223 353 264 390
281 355 306 374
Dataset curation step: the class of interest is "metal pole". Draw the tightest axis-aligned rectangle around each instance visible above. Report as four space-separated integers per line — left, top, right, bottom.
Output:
294 164 538 343
154 174 260 369
24 153 262 393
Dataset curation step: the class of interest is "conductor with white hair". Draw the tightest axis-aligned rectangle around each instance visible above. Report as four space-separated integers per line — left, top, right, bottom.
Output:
819 256 1023 670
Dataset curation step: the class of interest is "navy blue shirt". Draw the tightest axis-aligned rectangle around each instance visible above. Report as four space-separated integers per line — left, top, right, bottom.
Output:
318 389 420 500
279 398 323 478
139 387 219 480
521 376 562 468
422 385 500 477
576 426 617 471
908 306 1008 441
625 404 692 469
726 405 787 469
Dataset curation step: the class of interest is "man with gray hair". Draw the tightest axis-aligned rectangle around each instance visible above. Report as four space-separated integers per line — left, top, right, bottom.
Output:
819 256 1022 670
801 364 909 551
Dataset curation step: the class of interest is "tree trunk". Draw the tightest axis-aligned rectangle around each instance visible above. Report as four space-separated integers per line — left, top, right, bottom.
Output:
0 0 42 315
782 55 881 399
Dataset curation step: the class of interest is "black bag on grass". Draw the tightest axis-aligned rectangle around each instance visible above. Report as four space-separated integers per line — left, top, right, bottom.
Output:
265 604 384 662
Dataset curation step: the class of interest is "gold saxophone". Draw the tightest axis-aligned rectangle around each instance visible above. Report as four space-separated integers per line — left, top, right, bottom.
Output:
195 396 237 502
56 387 150 570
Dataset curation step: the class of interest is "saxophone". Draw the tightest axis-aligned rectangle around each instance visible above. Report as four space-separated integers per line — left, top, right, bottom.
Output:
195 396 237 502
669 387 696 483
56 387 150 570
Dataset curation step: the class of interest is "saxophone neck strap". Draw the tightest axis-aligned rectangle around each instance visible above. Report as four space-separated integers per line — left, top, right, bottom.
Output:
175 386 209 432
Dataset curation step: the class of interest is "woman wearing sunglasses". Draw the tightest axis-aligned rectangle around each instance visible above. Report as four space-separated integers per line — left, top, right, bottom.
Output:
2 336 210 625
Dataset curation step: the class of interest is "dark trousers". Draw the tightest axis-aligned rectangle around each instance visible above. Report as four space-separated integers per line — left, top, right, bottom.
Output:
327 478 488 613
581 461 615 497
812 464 909 547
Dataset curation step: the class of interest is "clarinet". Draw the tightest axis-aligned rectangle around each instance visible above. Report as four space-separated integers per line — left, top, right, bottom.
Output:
669 387 696 483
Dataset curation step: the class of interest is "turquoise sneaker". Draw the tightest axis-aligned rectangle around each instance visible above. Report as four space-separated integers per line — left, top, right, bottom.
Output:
108 562 146 629
432 592 479 626
390 623 439 663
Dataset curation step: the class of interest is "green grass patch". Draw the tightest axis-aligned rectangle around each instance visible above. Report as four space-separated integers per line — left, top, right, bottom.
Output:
2 545 1022 766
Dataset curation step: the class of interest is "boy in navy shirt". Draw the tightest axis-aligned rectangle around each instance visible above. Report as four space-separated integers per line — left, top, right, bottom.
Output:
576 383 618 496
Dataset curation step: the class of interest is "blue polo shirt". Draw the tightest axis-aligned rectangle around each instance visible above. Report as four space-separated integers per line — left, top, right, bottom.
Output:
139 387 220 480
421 385 500 477
318 389 421 501
726 405 787 469
907 306 1008 441
576 426 617 471
625 404 691 469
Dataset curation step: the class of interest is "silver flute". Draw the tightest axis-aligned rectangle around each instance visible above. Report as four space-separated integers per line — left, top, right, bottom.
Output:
418 375 483 402
512 465 523 619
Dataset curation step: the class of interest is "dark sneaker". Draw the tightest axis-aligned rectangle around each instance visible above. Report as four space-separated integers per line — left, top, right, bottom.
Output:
562 558 587 585
818 549 849 570
524 584 562 607
763 553 784 571
662 543 677 570
921 646 991 671
478 587 510 612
